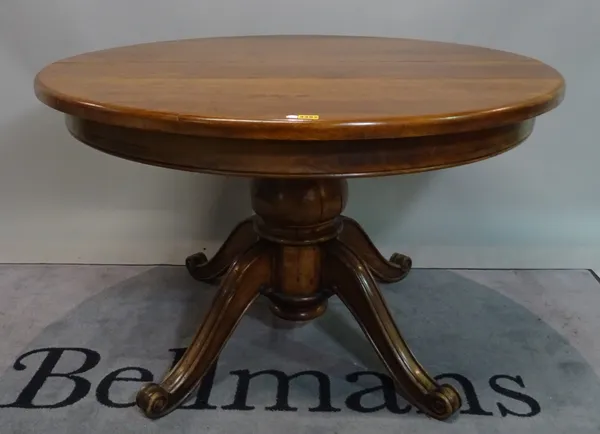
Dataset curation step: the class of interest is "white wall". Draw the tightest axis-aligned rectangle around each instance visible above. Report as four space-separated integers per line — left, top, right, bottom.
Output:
1 0 598 268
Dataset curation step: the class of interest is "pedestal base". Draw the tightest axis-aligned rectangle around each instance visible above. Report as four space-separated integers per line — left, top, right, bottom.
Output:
135 178 461 421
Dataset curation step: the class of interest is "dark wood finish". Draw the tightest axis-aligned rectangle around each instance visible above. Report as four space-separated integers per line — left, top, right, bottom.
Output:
252 178 345 320
64 116 536 178
272 245 324 320
35 36 564 141
34 35 565 422
324 240 461 419
186 217 257 282
251 178 347 243
137 241 273 419
139 178 460 419
36 35 564 178
339 217 412 283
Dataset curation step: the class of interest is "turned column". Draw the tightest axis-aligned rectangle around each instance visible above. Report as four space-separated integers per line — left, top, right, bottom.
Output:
250 178 347 320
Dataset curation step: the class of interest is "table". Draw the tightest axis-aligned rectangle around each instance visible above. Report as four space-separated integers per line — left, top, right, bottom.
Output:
34 35 565 421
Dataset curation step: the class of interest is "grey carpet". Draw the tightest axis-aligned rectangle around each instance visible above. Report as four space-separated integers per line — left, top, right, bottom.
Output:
1 265 599 433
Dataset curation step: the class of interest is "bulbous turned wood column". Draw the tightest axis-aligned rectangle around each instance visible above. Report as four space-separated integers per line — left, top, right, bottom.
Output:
251 178 347 321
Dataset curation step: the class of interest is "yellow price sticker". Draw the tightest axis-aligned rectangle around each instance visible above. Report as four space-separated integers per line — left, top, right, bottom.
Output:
286 114 320 120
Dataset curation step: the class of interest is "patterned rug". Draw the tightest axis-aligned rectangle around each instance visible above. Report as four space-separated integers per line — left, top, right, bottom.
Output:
1 265 599 433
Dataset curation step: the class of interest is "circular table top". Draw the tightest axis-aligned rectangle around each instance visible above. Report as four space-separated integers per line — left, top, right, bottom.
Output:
34 35 565 177
35 35 564 141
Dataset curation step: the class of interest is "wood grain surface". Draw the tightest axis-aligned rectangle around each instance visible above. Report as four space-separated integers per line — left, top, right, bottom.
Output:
35 35 565 141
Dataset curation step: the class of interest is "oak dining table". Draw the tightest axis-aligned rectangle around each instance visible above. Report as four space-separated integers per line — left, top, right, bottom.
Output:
34 35 565 421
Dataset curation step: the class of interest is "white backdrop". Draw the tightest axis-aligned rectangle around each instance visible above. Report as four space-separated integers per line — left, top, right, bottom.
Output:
0 0 598 268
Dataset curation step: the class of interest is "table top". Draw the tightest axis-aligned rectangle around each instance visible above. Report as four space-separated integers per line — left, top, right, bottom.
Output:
35 35 564 141
34 36 565 177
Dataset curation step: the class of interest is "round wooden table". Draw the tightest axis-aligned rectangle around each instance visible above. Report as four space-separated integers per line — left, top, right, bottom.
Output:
34 35 565 421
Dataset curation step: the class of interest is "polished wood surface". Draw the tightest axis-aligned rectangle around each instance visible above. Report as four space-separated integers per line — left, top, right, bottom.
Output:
138 240 274 419
137 178 461 420
36 36 564 177
35 36 564 141
339 216 412 283
186 217 258 282
65 116 535 177
324 239 461 418
34 36 565 423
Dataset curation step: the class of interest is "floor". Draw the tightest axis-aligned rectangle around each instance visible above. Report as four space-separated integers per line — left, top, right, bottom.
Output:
1 265 599 434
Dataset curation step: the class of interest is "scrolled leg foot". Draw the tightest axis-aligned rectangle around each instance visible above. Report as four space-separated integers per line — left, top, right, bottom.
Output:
137 241 273 419
323 240 461 420
185 251 208 274
389 252 412 272
339 217 411 283
136 383 170 419
186 217 258 282
425 385 462 419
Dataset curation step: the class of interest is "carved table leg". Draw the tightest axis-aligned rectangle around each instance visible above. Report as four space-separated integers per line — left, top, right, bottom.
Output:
136 241 272 418
137 177 461 421
186 217 257 282
339 216 412 283
323 239 461 420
